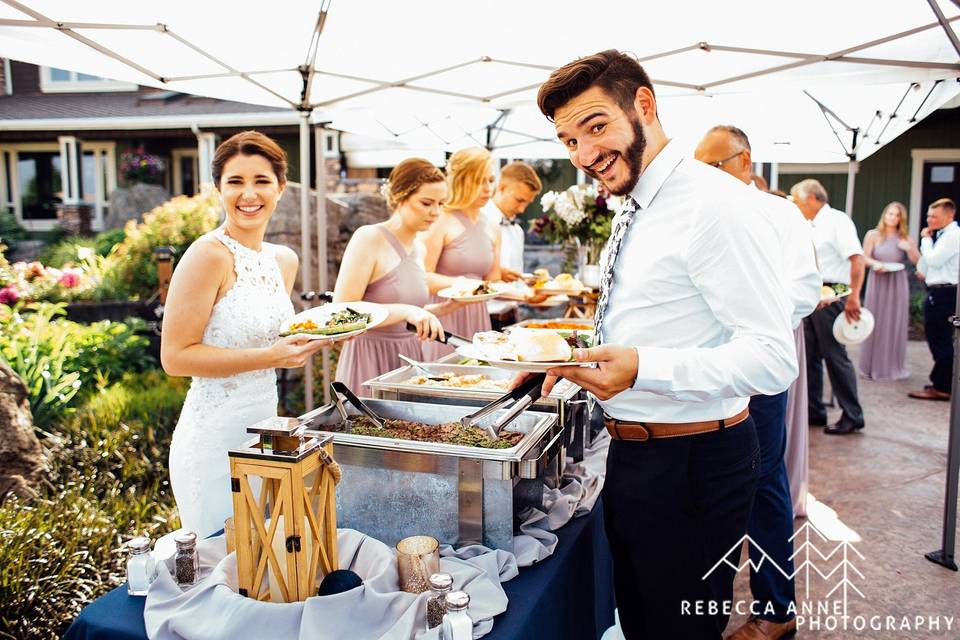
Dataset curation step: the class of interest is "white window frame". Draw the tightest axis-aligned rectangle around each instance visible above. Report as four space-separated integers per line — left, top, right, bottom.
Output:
0 141 116 232
171 148 200 196
39 66 137 93
910 148 960 239
80 142 118 232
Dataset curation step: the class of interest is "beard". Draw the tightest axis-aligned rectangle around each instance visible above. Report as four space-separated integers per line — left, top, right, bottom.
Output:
584 115 647 196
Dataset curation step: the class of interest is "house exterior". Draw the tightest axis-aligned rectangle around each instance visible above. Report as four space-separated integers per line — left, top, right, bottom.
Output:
0 59 348 232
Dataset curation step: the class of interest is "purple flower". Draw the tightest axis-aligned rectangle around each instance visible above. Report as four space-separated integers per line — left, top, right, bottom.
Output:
0 285 20 306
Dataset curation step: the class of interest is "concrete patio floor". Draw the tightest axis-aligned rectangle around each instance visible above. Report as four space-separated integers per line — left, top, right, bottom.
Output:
726 339 960 638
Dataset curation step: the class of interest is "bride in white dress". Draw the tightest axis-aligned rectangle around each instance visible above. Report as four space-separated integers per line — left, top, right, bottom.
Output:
161 131 328 537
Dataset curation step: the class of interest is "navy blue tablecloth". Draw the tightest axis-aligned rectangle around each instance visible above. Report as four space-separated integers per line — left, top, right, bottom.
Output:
64 499 614 640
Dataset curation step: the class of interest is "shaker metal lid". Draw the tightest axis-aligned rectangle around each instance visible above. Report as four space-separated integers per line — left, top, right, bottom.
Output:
174 530 198 546
428 572 453 590
127 536 151 553
445 590 470 610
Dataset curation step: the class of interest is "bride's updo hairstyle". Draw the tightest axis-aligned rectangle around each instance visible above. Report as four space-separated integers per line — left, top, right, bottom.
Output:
382 157 445 210
444 147 493 211
211 131 288 188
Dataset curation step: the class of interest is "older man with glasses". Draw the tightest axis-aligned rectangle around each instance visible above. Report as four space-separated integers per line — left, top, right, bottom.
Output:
696 125 821 640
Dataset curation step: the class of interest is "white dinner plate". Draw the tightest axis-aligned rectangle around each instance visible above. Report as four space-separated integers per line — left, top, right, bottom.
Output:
285 301 388 341
880 262 905 272
437 287 501 302
455 345 590 372
525 294 570 308
820 290 852 304
832 308 875 345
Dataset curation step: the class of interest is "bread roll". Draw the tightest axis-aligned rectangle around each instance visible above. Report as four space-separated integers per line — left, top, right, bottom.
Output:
512 329 572 362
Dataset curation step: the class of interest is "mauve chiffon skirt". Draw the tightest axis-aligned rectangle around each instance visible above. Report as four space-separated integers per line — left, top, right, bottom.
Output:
858 270 910 381
785 326 809 518
421 299 492 361
335 329 426 394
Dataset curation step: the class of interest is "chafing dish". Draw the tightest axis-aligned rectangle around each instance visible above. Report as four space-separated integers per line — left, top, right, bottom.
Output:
365 363 592 462
298 398 562 552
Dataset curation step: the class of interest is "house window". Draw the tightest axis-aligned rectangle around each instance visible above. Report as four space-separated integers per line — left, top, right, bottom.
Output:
40 67 137 93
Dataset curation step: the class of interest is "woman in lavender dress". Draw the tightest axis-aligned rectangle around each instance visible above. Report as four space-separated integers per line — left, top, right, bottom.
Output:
859 201 920 380
334 158 464 392
422 147 502 360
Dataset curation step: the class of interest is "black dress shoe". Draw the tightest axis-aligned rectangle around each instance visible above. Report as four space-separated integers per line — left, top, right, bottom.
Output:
825 420 864 435
809 415 828 427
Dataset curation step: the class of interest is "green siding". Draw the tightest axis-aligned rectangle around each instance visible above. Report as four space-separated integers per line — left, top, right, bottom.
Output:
782 107 960 240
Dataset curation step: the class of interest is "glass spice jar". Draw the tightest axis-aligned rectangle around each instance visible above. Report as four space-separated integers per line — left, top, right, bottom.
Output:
174 531 199 587
425 572 453 631
441 590 473 640
126 536 156 596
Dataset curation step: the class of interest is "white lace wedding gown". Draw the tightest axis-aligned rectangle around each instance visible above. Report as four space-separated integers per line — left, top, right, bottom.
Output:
168 227 294 538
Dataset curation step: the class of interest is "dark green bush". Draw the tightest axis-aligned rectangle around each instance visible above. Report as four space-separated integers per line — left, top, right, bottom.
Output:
0 371 188 640
0 211 26 252
38 237 98 269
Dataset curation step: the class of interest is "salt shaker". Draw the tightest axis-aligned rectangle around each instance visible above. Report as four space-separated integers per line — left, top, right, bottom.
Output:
174 531 199 586
425 572 453 630
126 536 156 596
441 591 473 640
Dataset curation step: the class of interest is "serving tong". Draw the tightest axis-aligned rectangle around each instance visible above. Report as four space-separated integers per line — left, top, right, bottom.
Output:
460 373 547 440
329 381 385 429
404 322 473 348
397 354 448 381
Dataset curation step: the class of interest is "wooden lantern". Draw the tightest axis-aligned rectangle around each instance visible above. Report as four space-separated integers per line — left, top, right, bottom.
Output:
228 416 341 602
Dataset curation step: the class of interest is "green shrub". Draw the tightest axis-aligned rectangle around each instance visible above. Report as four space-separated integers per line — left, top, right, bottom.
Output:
94 228 127 257
0 371 188 640
38 237 98 268
0 303 156 427
0 211 26 252
109 191 221 299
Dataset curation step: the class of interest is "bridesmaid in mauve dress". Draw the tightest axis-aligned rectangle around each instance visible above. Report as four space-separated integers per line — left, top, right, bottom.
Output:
422 147 502 360
784 327 809 518
858 202 920 381
334 158 463 392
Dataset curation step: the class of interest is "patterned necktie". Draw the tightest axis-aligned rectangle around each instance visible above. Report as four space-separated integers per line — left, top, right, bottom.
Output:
594 197 639 344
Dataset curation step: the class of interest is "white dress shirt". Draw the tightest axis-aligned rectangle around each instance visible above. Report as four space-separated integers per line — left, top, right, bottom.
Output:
808 205 863 284
920 221 960 285
750 185 822 328
600 141 797 423
482 200 525 274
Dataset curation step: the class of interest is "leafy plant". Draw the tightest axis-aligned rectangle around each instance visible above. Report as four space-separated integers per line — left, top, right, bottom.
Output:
119 147 165 185
0 371 188 639
109 191 221 299
38 236 98 268
0 211 26 252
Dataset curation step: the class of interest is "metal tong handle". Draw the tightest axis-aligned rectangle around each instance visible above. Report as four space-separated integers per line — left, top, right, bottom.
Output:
330 381 385 429
487 373 546 439
460 373 545 433
405 322 472 347
398 353 434 377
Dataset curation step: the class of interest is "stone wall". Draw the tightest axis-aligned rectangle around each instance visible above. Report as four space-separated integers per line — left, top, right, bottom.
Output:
265 184 390 302
107 183 171 230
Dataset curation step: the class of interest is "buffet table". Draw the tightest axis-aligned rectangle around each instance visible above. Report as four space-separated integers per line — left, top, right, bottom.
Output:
64 498 614 640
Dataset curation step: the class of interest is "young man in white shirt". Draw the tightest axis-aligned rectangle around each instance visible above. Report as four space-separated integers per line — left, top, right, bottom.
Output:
482 161 541 281
535 50 797 639
909 198 958 401
695 125 820 640
791 179 866 435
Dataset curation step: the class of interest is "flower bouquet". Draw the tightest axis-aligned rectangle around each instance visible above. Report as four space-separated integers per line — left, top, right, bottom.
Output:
530 184 621 269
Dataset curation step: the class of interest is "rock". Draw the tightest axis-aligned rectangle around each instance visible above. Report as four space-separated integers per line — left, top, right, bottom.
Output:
0 362 45 501
266 184 389 303
106 183 172 230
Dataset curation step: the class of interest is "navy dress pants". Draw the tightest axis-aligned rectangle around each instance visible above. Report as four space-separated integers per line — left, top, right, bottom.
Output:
746 392 797 623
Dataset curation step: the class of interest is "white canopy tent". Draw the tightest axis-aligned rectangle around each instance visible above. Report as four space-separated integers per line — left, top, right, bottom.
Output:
3 4 960 562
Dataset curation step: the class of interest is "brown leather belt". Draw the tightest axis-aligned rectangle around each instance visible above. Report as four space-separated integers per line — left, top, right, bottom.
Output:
605 407 750 442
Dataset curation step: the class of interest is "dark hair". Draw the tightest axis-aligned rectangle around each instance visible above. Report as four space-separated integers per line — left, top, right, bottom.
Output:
384 157 445 209
707 124 752 152
537 49 655 121
211 130 288 187
930 197 956 214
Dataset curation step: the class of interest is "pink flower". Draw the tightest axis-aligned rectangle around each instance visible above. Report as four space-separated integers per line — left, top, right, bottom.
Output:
58 270 81 288
0 285 20 306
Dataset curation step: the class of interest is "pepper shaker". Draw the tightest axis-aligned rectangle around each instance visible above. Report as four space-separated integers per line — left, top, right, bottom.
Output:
441 591 473 640
126 536 156 596
425 572 453 630
174 531 199 587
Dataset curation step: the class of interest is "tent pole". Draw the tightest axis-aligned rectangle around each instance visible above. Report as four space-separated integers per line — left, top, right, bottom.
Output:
299 111 314 412
844 160 857 214
926 250 960 571
315 123 331 405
